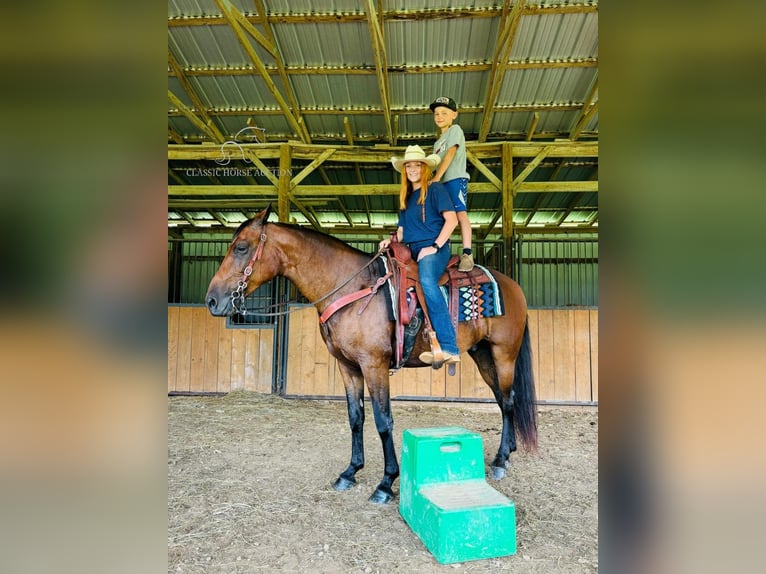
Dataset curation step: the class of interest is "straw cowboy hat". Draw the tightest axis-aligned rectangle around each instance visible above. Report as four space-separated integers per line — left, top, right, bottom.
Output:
391 145 441 173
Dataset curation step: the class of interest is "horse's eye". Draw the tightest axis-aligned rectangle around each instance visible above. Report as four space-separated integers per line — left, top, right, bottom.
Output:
234 243 248 255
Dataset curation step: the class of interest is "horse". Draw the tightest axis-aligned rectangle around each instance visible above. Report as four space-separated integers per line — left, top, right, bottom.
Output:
205 205 537 504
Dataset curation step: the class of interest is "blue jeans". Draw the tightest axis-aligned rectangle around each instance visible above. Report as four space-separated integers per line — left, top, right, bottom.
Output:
411 242 459 355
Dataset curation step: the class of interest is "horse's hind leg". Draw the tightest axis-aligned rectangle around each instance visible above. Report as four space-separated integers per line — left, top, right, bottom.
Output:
469 342 517 480
332 361 366 492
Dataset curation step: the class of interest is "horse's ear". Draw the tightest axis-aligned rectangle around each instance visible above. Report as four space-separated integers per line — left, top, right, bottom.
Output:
253 204 272 225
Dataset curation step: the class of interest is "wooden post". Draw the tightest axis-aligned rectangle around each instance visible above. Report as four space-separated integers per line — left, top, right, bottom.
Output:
278 144 292 222
501 142 514 275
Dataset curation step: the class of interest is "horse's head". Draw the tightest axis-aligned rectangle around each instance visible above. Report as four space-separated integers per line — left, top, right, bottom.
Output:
205 205 278 316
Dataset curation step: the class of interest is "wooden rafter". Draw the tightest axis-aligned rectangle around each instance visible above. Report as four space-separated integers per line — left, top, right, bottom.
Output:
168 126 185 144
344 117 370 226
512 146 551 194
168 51 225 142
168 101 585 118
168 168 185 185
289 148 337 190
250 0 308 142
569 77 599 141
169 140 598 162
478 0 526 142
555 193 586 226
214 0 309 142
466 149 502 191
168 4 596 27
169 58 598 78
525 112 539 141
168 90 222 143
168 180 596 198
570 101 599 142
364 0 393 145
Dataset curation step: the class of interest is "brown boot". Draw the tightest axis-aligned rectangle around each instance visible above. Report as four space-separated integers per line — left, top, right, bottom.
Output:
458 253 474 272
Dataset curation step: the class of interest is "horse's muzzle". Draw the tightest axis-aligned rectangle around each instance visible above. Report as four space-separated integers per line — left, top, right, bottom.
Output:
205 291 230 316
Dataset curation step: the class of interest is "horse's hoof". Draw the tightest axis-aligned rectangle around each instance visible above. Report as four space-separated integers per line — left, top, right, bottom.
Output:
368 488 394 504
332 476 356 491
489 465 506 480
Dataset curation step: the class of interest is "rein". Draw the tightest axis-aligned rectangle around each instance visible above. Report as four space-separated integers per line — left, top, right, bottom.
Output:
230 226 384 318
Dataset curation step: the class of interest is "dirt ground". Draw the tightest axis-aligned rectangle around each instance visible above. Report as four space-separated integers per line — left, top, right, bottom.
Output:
168 392 597 573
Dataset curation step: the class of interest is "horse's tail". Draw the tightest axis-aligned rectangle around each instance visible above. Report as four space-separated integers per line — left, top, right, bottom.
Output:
514 318 538 451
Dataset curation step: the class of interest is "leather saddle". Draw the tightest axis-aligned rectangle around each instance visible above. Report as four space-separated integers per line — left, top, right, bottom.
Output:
386 238 491 367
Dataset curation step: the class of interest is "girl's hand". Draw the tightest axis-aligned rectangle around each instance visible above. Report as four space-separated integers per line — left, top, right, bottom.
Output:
378 238 391 251
417 246 438 262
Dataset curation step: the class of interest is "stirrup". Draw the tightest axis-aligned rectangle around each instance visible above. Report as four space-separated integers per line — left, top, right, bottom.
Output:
419 330 444 366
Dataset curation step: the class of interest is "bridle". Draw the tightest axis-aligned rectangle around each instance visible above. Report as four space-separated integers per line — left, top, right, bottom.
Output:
229 225 383 317
230 231 268 315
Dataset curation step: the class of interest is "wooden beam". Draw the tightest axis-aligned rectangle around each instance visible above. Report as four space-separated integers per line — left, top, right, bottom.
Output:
168 168 185 185
239 151 280 187
569 77 599 141
168 180 597 198
169 103 587 121
274 144 322 230
343 117 365 185
168 127 185 144
512 146 551 193
555 193 586 226
526 112 539 141
289 148 337 190
171 58 598 78
214 0 308 142
343 117 371 224
168 218 598 236
226 1 276 58
518 181 597 193
522 191 547 227
168 5 597 27
570 101 599 142
478 0 526 142
466 149 502 191
365 0 393 145
277 144 291 222
168 51 225 142
168 91 222 143
251 0 309 143
501 142 514 274
169 141 598 163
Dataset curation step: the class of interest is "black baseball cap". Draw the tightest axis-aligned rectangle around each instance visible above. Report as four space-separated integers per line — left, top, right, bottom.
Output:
429 96 457 112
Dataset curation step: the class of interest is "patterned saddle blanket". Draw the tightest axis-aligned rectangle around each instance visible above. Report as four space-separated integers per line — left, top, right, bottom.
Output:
439 264 504 323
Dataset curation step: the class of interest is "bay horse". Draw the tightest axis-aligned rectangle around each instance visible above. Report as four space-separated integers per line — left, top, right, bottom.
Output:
205 205 537 504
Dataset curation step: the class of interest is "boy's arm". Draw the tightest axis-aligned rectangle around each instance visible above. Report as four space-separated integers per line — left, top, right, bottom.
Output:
432 144 457 182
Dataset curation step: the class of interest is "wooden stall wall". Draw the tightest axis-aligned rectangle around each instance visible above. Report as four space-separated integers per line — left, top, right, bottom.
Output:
168 306 273 394
167 305 597 404
284 306 598 404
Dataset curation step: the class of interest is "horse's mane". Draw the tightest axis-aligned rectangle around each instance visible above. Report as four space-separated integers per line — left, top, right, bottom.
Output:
232 218 371 257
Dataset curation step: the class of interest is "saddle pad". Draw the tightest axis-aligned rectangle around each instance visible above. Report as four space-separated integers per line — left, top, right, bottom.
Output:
378 257 397 322
439 265 504 322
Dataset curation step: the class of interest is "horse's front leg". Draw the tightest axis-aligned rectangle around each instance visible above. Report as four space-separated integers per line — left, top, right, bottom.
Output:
332 361 366 491
365 365 399 504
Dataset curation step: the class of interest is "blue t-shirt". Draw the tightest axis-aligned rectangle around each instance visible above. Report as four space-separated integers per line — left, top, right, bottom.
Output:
397 182 455 244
